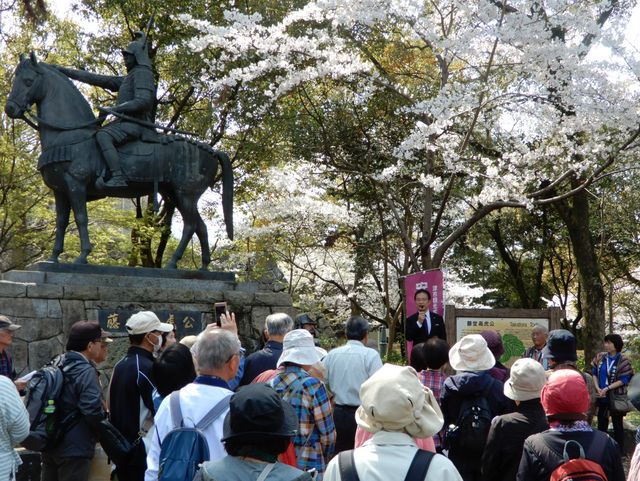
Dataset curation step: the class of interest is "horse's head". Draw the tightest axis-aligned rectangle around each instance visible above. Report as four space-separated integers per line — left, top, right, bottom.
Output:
5 52 43 119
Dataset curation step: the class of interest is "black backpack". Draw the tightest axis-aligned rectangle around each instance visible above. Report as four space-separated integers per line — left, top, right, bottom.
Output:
445 379 495 453
22 355 81 451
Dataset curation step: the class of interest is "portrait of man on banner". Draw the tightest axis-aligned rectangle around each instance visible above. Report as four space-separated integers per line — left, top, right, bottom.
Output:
404 270 446 359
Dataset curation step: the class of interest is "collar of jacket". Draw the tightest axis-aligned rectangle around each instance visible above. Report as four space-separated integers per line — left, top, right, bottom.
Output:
265 340 283 350
126 344 154 360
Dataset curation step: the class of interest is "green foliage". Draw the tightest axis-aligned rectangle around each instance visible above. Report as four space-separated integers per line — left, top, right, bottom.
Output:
500 334 525 364
384 348 407 366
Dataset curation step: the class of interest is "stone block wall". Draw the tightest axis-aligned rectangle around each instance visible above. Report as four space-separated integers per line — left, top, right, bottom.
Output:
0 268 295 376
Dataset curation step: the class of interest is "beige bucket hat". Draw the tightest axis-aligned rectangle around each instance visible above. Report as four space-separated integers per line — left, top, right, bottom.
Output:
356 364 444 439
504 358 547 401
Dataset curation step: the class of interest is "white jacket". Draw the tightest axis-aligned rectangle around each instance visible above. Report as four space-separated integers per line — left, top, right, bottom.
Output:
144 382 232 481
324 431 462 481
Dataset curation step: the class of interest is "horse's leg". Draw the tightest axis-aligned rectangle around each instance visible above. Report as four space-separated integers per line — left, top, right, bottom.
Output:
66 177 92 264
194 212 211 271
166 191 196 269
49 191 71 263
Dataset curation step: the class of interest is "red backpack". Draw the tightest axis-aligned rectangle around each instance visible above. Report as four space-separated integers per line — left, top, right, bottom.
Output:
550 439 608 481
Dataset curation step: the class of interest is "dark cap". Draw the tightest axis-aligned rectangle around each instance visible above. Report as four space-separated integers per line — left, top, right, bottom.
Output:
480 330 505 358
68 321 112 344
542 329 577 363
0 315 21 331
296 314 316 326
222 384 298 442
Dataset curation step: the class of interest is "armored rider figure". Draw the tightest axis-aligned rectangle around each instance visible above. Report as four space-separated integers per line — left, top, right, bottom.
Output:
55 32 155 187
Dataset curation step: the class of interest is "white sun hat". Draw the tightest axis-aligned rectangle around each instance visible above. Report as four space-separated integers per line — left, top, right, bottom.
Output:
449 334 496 372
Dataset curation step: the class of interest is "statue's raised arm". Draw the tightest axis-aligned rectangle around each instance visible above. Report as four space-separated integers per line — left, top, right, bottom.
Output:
56 31 156 188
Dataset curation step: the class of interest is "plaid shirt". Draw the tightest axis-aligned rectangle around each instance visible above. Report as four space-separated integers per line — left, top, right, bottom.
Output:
0 349 14 380
419 369 447 449
271 364 336 480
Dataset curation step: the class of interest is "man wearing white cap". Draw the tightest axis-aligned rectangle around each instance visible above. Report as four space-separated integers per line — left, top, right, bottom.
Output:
271 329 336 480
109 311 173 481
325 364 462 481
481 358 548 481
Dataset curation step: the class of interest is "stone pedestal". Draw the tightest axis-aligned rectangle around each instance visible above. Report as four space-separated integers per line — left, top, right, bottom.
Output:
0 262 295 376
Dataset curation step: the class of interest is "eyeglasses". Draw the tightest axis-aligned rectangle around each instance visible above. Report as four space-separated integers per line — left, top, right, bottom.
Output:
225 347 245 364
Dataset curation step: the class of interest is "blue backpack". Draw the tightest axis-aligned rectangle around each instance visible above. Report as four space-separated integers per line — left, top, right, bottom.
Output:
157 391 231 481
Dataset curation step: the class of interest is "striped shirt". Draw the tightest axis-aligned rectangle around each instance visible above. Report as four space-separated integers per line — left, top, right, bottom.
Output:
0 375 29 481
419 369 447 449
271 364 336 480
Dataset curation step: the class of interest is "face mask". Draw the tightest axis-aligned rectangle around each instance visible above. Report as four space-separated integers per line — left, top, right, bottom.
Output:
148 332 162 353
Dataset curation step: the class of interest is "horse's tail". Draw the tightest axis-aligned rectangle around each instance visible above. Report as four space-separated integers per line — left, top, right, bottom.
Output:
216 150 234 240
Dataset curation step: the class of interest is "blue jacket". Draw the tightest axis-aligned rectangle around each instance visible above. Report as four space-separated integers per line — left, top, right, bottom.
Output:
239 340 283 386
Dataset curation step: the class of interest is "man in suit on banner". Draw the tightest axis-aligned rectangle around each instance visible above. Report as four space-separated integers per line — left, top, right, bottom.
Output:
405 289 446 344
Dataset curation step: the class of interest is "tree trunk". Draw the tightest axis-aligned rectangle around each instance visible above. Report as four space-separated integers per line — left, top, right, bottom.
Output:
554 184 605 366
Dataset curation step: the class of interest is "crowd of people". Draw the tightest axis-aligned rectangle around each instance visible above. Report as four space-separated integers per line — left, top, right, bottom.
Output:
0 301 638 481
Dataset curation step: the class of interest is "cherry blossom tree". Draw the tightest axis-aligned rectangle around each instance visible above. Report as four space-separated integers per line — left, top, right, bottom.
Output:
181 0 640 360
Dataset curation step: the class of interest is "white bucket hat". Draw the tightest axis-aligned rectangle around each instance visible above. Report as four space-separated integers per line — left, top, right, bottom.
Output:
125 311 174 335
356 364 443 439
277 329 326 368
504 358 547 401
449 334 496 372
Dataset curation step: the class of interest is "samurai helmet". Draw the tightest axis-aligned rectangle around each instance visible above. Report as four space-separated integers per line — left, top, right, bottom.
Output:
122 31 151 68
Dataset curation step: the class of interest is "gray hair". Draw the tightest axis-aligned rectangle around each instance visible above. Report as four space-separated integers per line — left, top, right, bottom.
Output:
532 324 548 335
191 330 240 371
265 313 294 337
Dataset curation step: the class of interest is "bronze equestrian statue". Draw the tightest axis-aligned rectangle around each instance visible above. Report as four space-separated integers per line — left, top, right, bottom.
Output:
55 31 156 188
5 51 233 270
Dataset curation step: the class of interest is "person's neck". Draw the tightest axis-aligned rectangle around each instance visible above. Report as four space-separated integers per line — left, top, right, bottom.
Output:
132 341 154 353
268 335 284 343
76 350 91 362
608 350 618 357
198 369 231 381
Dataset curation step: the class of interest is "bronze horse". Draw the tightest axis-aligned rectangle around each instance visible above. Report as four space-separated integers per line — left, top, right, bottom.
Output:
5 53 233 269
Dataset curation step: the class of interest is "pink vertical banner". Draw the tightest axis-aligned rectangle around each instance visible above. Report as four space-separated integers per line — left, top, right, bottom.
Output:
404 269 445 318
404 269 444 362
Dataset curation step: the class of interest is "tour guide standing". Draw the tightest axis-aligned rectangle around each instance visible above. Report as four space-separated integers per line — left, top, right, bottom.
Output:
322 316 382 453
405 289 447 345
109 311 173 481
522 324 549 369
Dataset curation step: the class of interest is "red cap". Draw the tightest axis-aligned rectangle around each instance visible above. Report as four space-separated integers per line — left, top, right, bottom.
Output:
541 369 589 420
